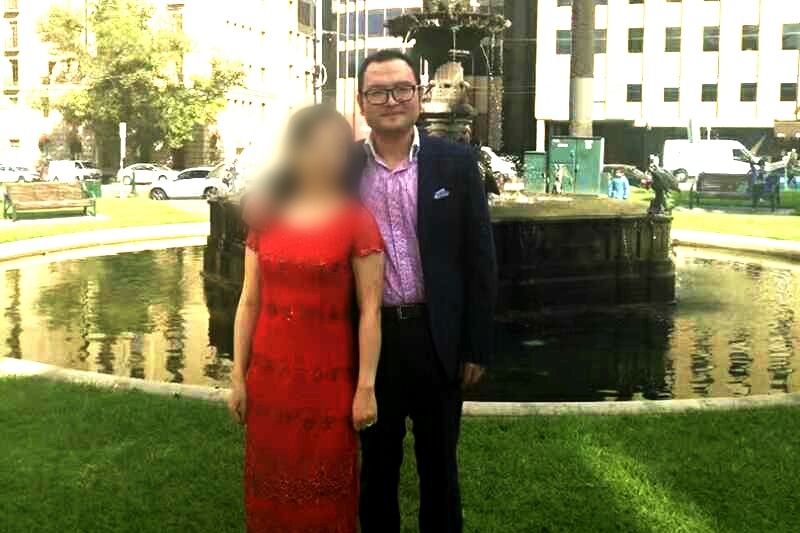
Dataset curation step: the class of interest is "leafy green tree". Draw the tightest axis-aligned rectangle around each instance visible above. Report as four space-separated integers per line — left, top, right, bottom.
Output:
38 0 244 167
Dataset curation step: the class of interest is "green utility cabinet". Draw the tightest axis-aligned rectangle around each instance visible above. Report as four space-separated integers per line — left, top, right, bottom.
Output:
523 151 547 193
548 136 605 194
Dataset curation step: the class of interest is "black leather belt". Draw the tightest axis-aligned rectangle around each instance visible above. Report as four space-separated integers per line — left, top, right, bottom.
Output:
382 304 426 322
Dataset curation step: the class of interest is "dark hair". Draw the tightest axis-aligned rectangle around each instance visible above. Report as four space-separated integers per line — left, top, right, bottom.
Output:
266 104 353 203
357 49 420 93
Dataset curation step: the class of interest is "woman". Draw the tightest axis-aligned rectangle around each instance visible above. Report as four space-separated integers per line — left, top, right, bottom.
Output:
229 105 384 532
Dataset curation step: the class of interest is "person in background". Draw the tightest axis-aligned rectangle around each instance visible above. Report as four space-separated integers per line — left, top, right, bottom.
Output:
608 168 630 200
230 104 385 533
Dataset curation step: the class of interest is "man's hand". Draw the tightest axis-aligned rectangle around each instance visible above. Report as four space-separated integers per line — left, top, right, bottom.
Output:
462 362 485 386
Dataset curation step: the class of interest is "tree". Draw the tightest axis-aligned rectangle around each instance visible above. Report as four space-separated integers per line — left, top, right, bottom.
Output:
38 0 244 166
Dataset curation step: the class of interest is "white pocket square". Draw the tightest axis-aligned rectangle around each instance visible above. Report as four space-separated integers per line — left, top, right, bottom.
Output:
434 188 450 200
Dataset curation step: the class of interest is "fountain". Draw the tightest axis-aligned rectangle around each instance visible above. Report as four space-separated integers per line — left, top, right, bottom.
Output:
386 0 510 148
203 0 675 332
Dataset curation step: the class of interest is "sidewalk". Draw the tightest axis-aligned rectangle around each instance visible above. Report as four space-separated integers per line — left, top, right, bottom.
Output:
0 222 209 262
672 229 800 260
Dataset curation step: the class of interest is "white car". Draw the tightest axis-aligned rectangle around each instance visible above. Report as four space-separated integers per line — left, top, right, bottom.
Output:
117 163 177 185
148 167 221 200
44 160 102 182
0 163 39 183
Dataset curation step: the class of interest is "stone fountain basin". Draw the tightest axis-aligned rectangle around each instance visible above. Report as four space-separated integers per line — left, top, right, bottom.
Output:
204 196 674 315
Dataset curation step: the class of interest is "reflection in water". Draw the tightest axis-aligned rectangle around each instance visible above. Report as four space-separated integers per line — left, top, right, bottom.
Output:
4 269 22 358
0 246 796 401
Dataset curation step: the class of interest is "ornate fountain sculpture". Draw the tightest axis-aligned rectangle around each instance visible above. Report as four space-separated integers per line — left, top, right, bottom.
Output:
386 0 510 149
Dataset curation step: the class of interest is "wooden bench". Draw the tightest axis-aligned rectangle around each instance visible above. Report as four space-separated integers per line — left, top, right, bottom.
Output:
689 172 780 211
2 182 97 221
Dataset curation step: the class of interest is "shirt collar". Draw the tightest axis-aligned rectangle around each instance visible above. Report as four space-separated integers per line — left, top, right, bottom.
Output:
364 126 420 164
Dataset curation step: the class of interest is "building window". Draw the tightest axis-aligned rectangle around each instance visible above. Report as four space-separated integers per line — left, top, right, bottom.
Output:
781 83 798 102
629 0 643 3
783 24 800 50
10 58 18 84
627 84 642 103
664 87 680 102
8 20 18 48
593 29 606 54
368 9 385 37
386 8 402 22
556 30 571 55
665 27 681 52
42 97 50 117
703 26 720 52
628 28 644 53
298 0 315 30
740 83 757 102
701 84 718 102
742 25 759 51
338 51 347 78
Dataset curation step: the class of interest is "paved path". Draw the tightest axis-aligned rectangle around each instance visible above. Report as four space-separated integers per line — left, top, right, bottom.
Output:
0 222 209 262
673 229 800 260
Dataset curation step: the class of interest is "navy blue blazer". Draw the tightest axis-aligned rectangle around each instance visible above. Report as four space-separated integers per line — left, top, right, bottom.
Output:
350 135 498 380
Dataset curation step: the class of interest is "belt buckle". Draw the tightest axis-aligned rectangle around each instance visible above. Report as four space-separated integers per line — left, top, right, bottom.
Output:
397 305 410 321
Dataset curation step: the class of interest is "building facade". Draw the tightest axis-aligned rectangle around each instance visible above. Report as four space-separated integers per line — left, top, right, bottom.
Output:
535 0 800 164
0 0 316 170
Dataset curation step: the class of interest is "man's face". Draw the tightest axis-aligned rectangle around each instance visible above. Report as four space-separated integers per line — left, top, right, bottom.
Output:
358 59 421 136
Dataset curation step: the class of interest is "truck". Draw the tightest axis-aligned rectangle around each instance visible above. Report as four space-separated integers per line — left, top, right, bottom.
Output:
662 139 757 182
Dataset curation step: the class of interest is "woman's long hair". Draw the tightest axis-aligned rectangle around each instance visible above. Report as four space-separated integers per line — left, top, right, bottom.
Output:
266 104 353 204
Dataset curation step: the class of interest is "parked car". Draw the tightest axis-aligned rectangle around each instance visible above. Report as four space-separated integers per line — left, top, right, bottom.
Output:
148 167 220 200
43 160 102 182
662 139 756 182
0 163 39 183
117 163 177 185
602 164 652 189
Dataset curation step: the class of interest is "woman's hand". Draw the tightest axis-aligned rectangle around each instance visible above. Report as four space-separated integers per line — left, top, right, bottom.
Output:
228 379 247 425
352 386 378 432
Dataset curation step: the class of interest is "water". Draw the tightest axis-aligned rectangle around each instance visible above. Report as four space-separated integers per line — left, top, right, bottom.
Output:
0 246 795 401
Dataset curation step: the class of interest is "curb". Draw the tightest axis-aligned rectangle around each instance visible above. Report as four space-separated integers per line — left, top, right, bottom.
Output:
672 229 800 261
0 222 210 263
4 358 799 416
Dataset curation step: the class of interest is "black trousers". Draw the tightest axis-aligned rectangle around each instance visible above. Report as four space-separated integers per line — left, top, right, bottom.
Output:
359 314 463 533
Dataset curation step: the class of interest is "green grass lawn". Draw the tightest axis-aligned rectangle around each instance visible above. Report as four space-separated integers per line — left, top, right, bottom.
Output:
628 188 800 241
2 377 798 533
0 196 208 244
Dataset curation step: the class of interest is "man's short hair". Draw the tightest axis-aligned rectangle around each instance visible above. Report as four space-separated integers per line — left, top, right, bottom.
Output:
358 49 420 93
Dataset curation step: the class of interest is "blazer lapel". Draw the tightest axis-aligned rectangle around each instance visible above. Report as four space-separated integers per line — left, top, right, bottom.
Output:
416 136 437 250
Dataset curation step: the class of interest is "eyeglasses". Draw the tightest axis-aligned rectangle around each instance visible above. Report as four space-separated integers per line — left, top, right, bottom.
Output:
362 85 421 106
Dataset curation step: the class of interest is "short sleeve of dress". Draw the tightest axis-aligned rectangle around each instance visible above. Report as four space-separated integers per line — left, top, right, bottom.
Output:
352 205 384 258
245 229 260 253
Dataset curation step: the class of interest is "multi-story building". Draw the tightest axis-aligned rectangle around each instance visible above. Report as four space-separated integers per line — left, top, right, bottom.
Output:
0 0 316 169
535 0 800 165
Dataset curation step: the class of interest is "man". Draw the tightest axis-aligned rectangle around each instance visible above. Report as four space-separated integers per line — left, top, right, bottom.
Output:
351 49 497 533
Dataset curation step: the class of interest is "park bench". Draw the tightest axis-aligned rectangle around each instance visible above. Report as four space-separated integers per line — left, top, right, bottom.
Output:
2 182 97 221
689 172 779 211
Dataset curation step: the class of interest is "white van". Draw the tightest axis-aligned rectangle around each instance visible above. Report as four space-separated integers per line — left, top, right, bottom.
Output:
662 140 756 182
44 160 102 182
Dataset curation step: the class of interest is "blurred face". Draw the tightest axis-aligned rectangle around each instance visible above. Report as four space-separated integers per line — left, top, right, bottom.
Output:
293 118 353 190
358 59 421 136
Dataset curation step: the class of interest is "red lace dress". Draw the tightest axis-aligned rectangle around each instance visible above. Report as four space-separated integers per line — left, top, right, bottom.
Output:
244 203 383 533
